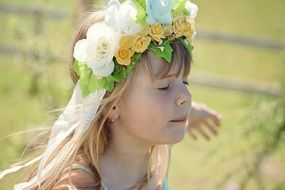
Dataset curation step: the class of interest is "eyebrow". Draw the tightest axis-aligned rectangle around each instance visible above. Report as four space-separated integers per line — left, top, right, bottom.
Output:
154 74 187 81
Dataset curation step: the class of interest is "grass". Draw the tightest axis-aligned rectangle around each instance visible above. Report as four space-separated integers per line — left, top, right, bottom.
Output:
0 0 284 189
197 0 285 43
169 85 278 189
194 40 285 83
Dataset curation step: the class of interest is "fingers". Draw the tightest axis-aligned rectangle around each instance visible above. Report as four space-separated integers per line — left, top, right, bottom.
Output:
188 119 200 129
187 129 198 140
188 102 223 141
188 119 220 141
203 119 218 136
195 126 210 141
208 111 223 126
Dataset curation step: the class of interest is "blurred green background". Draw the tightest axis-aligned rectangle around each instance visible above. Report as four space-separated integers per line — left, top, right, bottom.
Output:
0 0 284 189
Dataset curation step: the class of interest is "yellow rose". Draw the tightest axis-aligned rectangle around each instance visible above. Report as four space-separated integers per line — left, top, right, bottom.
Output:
185 22 196 42
172 11 184 22
119 35 135 49
163 25 174 37
173 17 194 38
137 25 150 36
131 36 151 53
115 48 135 66
149 24 165 42
167 34 176 41
184 26 193 42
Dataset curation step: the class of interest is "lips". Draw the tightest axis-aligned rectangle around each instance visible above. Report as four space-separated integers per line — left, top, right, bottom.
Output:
170 116 187 122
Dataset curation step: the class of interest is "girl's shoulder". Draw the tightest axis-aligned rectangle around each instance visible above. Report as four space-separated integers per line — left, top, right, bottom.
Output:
52 155 99 190
52 169 98 190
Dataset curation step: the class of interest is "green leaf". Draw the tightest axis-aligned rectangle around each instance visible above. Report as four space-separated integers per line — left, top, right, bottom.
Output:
180 38 193 53
89 74 115 93
72 60 80 75
77 61 92 97
88 74 100 93
112 63 125 82
112 71 125 83
131 53 142 64
149 41 173 63
173 0 189 15
72 57 140 96
125 62 136 75
73 60 116 96
132 0 147 24
104 76 115 92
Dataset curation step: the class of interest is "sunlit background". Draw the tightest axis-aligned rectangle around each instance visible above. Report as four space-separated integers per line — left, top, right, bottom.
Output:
0 0 284 189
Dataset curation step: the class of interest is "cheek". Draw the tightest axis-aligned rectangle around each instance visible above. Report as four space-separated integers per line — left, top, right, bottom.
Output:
119 89 186 144
151 93 172 115
122 91 173 132
137 92 173 128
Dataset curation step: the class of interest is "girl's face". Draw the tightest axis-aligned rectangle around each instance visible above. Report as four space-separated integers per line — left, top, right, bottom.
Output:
116 51 192 145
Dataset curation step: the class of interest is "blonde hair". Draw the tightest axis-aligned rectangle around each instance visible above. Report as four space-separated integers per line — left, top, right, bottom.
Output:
17 7 192 190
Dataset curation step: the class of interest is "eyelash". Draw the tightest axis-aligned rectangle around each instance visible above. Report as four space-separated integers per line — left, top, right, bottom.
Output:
183 81 189 86
158 81 189 91
158 85 169 91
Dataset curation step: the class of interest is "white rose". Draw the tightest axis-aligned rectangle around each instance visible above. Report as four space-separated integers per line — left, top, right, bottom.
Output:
104 0 120 29
185 1 198 20
73 23 120 77
185 1 198 40
105 0 141 35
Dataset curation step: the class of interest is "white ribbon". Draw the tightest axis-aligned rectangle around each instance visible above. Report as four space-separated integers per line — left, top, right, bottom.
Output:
0 81 106 190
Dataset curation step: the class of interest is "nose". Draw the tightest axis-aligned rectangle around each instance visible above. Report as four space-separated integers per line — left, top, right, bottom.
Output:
176 85 192 108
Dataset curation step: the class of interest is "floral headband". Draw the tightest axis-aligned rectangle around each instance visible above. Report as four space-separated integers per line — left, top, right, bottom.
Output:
73 0 198 97
0 1 198 188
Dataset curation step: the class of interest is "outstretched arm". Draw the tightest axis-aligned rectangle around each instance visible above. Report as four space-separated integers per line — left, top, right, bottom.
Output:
187 101 222 141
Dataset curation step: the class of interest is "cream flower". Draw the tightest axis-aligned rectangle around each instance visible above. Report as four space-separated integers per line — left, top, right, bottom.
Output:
184 1 198 40
173 17 194 39
119 35 135 49
115 48 135 66
149 24 165 42
131 36 151 53
185 1 198 20
105 0 142 35
73 23 120 77
163 25 174 37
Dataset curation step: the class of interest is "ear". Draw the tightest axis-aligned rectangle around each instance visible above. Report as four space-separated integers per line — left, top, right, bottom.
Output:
108 104 120 121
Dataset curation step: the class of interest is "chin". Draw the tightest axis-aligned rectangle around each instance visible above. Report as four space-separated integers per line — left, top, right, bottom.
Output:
170 132 186 144
165 127 186 144
149 126 187 145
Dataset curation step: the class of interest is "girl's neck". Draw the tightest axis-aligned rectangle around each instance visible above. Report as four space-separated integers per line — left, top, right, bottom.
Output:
99 127 153 189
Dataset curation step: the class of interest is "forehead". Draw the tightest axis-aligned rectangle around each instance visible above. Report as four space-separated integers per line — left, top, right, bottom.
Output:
147 51 184 79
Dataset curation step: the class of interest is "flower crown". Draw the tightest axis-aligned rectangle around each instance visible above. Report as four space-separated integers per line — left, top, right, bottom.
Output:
73 0 198 97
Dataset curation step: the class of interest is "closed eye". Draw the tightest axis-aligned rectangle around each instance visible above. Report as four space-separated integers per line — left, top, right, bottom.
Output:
158 84 169 91
158 81 188 91
183 81 189 86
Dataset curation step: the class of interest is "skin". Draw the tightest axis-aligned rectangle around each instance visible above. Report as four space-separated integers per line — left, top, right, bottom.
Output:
53 52 223 189
187 101 222 141
100 51 192 189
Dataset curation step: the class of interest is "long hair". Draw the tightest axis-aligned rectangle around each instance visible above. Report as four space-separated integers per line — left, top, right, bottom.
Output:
9 7 192 190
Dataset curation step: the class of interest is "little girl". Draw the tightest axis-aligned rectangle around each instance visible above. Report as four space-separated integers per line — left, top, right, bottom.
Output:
0 0 221 189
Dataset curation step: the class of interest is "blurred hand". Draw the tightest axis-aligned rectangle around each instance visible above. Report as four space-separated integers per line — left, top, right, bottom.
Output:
187 102 223 141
